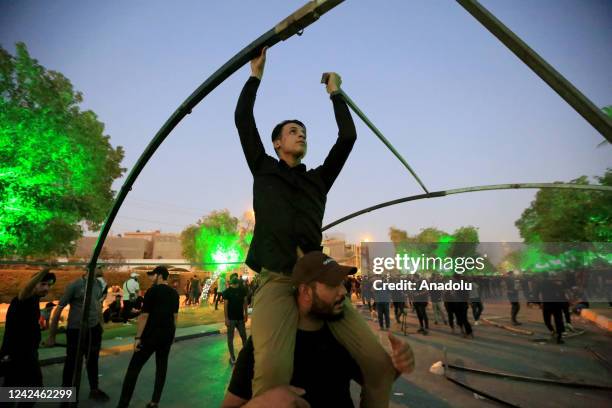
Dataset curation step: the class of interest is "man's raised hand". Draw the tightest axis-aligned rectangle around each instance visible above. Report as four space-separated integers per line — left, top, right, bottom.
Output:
251 47 267 80
321 72 342 94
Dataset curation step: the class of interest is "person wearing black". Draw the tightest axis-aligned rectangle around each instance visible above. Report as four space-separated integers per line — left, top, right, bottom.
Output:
412 275 429 335
103 294 124 323
536 273 566 344
222 252 415 408
374 278 391 331
236 47 396 405
453 274 473 339
190 275 201 305
469 278 483 325
506 271 521 325
47 271 109 402
117 266 180 408
443 279 458 334
1 269 55 398
391 278 405 324
224 273 249 365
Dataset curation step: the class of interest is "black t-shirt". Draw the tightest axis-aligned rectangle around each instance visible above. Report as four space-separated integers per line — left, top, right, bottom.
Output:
141 284 179 346
223 285 247 321
228 324 361 407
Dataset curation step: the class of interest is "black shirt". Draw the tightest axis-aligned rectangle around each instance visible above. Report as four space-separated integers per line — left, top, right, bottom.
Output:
141 284 179 346
228 324 361 407
235 77 357 274
223 285 247 321
0 296 41 360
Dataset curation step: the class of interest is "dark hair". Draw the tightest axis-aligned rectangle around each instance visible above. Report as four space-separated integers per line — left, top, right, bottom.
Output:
271 119 306 143
42 272 56 284
151 265 169 280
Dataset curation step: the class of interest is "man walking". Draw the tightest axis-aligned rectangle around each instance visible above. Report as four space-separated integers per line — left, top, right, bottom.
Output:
47 270 110 402
224 273 249 365
506 271 521 325
117 266 180 408
470 278 483 325
1 269 55 394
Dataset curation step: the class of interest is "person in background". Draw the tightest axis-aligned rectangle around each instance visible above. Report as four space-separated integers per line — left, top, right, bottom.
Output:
40 301 56 330
103 294 124 324
343 277 353 300
391 277 405 325
454 273 474 339
469 277 483 325
117 266 180 408
1 269 56 394
361 276 373 312
224 273 249 365
47 270 110 402
374 277 391 331
412 275 429 335
536 272 565 344
506 271 521 325
429 274 447 326
123 272 141 323
190 274 201 305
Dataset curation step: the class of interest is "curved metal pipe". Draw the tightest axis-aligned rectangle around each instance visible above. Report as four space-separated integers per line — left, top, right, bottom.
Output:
322 182 612 231
456 0 612 141
73 0 345 395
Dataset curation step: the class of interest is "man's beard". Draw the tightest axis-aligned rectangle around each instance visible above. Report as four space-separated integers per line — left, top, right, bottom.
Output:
309 291 345 322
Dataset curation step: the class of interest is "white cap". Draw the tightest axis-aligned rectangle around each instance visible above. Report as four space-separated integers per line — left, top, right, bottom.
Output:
130 272 139 278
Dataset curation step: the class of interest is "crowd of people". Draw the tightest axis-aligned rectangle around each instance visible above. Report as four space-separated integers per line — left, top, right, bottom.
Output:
350 270 587 343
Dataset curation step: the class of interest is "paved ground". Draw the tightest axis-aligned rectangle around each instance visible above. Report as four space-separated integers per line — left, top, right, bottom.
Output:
40 301 612 407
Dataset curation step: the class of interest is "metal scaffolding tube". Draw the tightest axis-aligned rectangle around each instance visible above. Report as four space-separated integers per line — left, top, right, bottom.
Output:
322 182 612 231
337 88 429 193
456 0 612 142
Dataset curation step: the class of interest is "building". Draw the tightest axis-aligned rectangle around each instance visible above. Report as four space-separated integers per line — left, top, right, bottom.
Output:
74 230 182 260
151 233 183 259
322 238 357 269
73 236 150 259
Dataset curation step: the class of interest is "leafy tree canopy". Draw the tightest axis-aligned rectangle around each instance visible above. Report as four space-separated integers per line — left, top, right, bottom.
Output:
0 43 125 257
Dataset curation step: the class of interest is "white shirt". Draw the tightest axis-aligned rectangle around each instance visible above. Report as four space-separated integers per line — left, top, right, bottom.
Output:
123 278 140 301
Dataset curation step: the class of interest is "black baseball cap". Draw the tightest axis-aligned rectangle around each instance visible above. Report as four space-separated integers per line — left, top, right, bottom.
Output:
292 252 356 286
147 265 169 280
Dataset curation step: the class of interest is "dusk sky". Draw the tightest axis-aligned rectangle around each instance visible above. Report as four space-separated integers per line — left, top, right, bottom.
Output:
1 0 610 245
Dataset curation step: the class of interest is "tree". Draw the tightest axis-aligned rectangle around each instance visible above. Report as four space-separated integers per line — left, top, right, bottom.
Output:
388 227 409 244
515 169 612 243
180 210 251 272
0 43 125 258
387 225 488 273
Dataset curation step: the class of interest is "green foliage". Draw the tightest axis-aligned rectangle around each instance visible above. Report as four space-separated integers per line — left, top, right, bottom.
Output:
515 169 612 243
388 225 479 245
387 225 491 274
180 210 251 273
0 43 125 257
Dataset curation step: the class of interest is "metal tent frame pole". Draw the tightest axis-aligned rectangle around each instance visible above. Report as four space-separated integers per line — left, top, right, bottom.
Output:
323 182 612 231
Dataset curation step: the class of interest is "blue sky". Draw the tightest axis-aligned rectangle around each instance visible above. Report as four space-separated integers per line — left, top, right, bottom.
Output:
1 0 610 243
